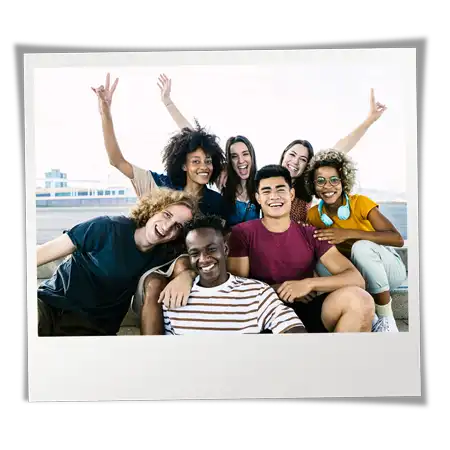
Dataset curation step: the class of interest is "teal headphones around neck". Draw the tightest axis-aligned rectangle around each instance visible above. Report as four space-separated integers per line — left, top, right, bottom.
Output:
318 193 351 226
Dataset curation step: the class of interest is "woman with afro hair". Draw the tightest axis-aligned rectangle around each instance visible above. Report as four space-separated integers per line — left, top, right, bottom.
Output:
92 73 228 223
304 149 407 332
157 73 260 226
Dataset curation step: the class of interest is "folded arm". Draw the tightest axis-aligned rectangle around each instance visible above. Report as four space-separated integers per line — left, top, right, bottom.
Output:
310 246 365 292
313 207 404 248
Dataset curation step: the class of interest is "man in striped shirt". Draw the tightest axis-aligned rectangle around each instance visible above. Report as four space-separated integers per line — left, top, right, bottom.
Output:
163 215 305 334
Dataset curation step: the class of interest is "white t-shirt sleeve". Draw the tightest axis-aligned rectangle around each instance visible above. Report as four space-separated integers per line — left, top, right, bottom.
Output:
130 164 158 198
257 285 304 333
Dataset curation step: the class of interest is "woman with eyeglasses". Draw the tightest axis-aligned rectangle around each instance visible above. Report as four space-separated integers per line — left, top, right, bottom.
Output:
304 149 407 332
279 89 387 224
158 74 260 227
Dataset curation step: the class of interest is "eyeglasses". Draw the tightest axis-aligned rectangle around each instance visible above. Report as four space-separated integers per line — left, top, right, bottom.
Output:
314 176 341 187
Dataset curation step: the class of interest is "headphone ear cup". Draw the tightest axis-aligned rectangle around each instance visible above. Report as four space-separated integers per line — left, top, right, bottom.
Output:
337 194 351 220
320 214 334 227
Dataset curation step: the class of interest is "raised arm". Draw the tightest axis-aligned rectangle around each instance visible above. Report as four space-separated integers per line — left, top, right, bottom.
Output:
37 234 75 267
157 74 193 130
92 73 134 179
332 88 387 154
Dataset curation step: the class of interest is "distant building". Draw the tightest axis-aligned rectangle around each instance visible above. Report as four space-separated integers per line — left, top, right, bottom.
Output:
44 168 67 189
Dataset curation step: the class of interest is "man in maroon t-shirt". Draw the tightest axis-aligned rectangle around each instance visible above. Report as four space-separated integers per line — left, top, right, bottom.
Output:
227 164 374 333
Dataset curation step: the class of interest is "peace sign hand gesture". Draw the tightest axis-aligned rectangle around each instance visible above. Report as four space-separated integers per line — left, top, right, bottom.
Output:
91 73 119 116
368 88 387 123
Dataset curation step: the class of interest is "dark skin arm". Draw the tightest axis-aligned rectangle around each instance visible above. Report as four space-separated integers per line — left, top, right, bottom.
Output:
313 206 404 247
283 325 307 334
141 256 194 335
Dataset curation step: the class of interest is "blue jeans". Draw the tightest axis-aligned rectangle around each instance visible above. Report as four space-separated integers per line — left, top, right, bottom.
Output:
316 240 407 294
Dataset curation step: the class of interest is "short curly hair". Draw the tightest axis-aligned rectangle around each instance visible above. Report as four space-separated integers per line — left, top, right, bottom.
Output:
162 119 225 187
183 214 226 240
129 187 199 228
304 148 358 198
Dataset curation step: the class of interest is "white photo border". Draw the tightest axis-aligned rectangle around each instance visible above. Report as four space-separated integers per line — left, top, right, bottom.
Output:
25 48 421 401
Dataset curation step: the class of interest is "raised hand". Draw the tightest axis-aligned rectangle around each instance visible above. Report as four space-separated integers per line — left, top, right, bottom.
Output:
157 73 172 106
368 88 387 122
91 73 119 116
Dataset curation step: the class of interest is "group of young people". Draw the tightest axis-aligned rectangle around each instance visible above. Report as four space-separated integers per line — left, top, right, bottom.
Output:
36 72 407 336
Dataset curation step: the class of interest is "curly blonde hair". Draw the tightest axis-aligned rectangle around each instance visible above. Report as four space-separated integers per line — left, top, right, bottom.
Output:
129 188 199 228
304 148 358 198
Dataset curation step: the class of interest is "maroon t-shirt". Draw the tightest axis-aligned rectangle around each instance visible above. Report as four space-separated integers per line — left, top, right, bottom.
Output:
228 220 333 285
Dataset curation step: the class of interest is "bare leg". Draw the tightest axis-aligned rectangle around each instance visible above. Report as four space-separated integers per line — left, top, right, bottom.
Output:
372 290 391 306
140 273 168 335
321 286 374 332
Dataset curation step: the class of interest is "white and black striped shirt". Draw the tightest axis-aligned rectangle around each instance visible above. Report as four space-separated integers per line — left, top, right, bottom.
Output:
163 274 304 334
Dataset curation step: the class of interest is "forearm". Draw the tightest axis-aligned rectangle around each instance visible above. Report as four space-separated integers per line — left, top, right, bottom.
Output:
36 235 75 267
164 101 193 130
100 111 126 167
347 229 404 247
170 256 192 279
140 302 165 335
140 275 168 335
284 325 307 334
333 117 376 154
309 268 365 292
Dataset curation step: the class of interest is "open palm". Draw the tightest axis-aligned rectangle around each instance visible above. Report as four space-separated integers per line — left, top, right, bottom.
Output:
157 73 172 105
91 73 119 115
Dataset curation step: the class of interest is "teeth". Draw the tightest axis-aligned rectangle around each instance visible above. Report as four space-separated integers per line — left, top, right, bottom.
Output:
269 203 283 207
201 264 215 272
288 164 299 172
155 225 165 237
323 192 335 198
238 165 248 169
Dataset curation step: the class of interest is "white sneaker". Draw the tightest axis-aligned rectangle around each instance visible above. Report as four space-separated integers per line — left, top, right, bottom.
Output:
372 315 399 332
371 313 379 331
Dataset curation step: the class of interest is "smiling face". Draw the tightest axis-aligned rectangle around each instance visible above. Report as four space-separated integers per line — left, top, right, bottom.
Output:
230 141 252 180
256 176 295 219
281 144 310 179
186 228 229 288
314 166 344 207
183 148 213 186
145 204 193 245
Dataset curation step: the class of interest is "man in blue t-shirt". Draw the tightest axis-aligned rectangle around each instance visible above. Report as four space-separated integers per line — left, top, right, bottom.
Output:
37 188 198 336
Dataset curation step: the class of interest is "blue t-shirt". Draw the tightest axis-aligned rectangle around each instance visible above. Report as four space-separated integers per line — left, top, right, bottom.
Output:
227 200 260 227
151 171 227 221
37 215 181 334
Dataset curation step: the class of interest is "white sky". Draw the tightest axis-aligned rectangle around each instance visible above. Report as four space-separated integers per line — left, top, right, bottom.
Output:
33 55 412 193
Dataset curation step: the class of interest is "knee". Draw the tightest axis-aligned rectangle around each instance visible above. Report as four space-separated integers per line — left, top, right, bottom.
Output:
344 286 375 321
143 273 168 305
351 240 378 263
